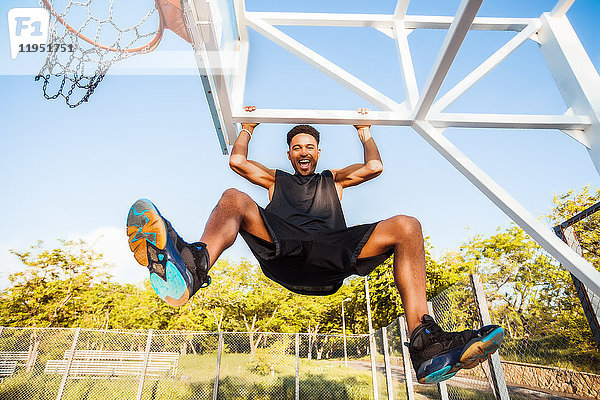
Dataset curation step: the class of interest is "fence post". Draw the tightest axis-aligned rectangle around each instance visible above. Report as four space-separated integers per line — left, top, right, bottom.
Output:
381 326 394 400
295 333 300 400
213 332 223 400
555 219 600 351
365 277 379 400
26 330 39 372
136 329 154 400
56 327 81 400
469 273 510 400
398 317 415 400
427 303 449 400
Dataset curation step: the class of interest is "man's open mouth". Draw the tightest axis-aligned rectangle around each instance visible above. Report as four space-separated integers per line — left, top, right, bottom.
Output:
298 159 311 169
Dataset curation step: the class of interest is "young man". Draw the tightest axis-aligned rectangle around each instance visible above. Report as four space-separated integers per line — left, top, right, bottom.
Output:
126 112 504 383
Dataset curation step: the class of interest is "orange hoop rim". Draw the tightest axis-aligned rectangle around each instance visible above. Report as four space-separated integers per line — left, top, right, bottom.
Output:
40 0 166 54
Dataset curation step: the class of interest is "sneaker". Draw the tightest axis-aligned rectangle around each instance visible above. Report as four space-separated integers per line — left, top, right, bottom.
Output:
126 198 211 307
409 314 504 384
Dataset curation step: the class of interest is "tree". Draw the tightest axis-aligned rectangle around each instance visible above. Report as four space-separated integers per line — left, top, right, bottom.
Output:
547 185 599 270
0 240 110 327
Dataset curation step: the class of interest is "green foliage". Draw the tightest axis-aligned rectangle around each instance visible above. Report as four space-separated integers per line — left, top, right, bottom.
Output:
0 240 110 328
0 185 597 355
547 185 600 270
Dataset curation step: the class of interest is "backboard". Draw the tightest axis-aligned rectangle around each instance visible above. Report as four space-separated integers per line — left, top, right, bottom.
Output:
184 0 243 154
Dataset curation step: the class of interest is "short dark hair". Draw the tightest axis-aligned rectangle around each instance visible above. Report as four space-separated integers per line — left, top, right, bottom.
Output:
287 125 320 146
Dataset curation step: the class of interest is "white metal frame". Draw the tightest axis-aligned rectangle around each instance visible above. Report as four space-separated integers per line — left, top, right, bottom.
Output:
185 0 600 295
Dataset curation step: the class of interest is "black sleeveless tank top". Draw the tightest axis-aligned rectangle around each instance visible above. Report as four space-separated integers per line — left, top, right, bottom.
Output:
265 170 347 232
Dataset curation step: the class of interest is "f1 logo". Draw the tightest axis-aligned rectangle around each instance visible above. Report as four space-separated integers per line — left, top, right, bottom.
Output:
8 8 50 60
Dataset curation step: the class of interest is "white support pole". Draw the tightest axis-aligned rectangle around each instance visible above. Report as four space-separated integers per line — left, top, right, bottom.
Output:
56 328 81 400
412 120 600 296
398 317 415 400
245 14 404 111
251 12 395 28
469 274 510 400
254 12 533 32
213 332 223 400
428 112 590 131
381 326 394 400
136 329 154 400
393 0 410 19
232 0 248 42
394 20 419 109
427 304 449 400
412 0 484 120
538 13 600 174
431 21 542 113
551 0 576 18
232 108 410 125
365 277 379 400
231 0 249 113
232 108 590 131
295 333 300 400
231 40 249 112
404 16 535 32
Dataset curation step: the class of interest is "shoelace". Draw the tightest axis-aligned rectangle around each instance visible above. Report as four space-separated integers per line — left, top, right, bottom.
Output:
426 324 473 347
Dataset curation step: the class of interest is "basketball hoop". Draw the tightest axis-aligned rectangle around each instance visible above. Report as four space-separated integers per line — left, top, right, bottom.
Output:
35 0 190 108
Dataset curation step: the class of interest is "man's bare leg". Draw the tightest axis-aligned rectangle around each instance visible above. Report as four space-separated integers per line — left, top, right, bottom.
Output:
200 188 272 268
358 215 429 334
359 215 505 384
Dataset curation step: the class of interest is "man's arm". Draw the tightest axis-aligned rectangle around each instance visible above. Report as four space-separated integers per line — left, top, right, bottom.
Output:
331 119 383 189
229 119 276 191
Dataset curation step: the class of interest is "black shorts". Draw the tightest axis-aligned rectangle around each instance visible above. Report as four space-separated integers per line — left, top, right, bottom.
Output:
239 205 393 296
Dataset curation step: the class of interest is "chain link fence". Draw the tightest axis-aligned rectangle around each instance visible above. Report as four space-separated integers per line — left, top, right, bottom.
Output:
1 277 599 400
1 203 599 399
0 327 376 400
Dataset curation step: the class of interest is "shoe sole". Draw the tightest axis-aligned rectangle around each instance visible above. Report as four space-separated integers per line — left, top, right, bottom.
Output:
418 326 504 384
457 326 504 370
126 199 192 307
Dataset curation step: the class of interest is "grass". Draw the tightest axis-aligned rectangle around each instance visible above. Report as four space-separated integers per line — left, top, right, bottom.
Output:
0 353 379 400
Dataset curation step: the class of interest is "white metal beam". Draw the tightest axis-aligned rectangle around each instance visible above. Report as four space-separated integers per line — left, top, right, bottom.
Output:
431 20 541 113
394 0 410 19
394 20 419 109
412 120 600 296
230 109 591 131
404 16 534 32
245 14 404 111
231 0 249 112
538 13 600 174
231 41 249 112
249 12 394 28
551 0 576 18
252 12 533 32
429 112 590 130
233 0 248 41
561 108 591 147
231 108 411 125
412 0 484 120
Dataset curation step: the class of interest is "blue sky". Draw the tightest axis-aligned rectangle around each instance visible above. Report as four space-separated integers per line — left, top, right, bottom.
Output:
1 0 598 288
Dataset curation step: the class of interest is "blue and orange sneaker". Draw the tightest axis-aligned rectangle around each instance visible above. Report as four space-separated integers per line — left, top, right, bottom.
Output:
409 314 504 384
126 199 211 307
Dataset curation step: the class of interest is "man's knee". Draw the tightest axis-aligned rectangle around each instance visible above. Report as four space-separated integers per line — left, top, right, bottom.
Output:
390 215 423 239
218 188 253 211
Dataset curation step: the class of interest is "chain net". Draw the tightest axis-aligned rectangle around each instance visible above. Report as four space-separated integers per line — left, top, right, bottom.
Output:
35 0 162 107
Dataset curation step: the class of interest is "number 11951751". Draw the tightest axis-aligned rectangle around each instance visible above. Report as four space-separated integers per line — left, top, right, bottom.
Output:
19 43 74 52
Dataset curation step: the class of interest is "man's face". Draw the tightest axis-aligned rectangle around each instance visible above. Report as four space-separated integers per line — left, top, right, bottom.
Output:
287 133 321 176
